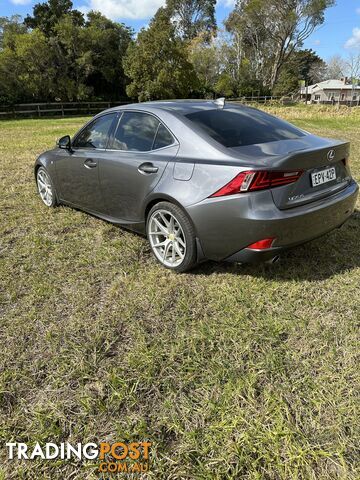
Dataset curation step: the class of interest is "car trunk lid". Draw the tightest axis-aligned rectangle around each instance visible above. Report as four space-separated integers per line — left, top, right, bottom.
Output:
228 135 351 210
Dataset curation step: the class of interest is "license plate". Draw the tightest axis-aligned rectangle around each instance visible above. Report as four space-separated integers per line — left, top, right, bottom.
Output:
311 167 336 187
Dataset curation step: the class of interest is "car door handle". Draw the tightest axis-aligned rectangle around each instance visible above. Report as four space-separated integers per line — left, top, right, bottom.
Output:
138 162 158 174
84 158 97 169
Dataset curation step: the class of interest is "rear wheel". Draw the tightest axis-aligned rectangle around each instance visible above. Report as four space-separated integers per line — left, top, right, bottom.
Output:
36 167 58 208
147 202 197 272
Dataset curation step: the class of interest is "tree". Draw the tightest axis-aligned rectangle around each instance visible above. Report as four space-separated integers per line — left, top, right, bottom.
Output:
273 49 327 95
214 73 235 97
123 8 199 101
82 12 132 99
51 15 91 101
24 0 84 36
308 58 327 83
0 15 27 49
226 0 335 90
0 3 132 102
187 34 220 96
325 55 347 79
166 0 216 41
51 12 132 100
0 29 56 103
345 53 360 81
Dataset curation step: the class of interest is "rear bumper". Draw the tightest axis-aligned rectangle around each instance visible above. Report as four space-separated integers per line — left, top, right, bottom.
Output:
225 220 347 263
186 180 359 262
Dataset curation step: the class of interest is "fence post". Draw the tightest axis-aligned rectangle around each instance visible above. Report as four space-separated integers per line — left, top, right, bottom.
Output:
38 105 41 118
61 104 64 117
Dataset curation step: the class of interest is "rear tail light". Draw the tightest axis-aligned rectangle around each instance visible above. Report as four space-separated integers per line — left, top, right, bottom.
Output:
210 170 303 198
247 238 275 250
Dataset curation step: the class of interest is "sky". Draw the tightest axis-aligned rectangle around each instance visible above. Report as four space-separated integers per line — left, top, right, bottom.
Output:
1 0 360 61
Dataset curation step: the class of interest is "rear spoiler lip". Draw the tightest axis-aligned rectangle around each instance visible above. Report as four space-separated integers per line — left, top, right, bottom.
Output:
174 137 350 169
272 140 350 170
225 137 350 169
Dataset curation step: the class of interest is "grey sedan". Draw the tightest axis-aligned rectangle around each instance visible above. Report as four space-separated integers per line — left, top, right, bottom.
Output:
35 100 359 272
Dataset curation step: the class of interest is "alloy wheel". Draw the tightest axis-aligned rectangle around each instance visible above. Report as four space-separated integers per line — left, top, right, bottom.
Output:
148 209 186 267
37 169 54 207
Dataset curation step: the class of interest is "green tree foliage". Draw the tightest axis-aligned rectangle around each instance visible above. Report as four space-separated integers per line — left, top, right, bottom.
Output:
24 0 84 36
273 49 327 96
123 8 199 101
51 16 91 101
214 73 235 97
0 3 132 103
187 34 220 96
82 12 132 100
49 12 132 101
166 0 216 41
0 15 27 49
0 0 336 104
0 28 56 103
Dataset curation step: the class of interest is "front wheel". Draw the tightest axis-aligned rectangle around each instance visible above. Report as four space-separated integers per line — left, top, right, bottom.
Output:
36 166 58 208
147 202 197 272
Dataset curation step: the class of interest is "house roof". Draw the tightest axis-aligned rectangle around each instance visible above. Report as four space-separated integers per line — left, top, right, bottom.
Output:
301 79 360 94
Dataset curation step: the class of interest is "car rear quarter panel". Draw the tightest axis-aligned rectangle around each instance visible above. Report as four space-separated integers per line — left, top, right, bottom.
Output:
148 162 245 214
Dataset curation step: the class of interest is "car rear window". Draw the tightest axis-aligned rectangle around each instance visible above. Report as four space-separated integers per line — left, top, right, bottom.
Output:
185 108 305 147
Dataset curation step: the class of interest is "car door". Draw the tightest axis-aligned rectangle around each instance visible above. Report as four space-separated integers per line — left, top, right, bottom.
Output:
55 112 118 213
99 111 179 221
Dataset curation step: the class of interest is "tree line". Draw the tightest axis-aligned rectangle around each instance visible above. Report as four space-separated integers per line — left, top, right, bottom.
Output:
0 0 347 104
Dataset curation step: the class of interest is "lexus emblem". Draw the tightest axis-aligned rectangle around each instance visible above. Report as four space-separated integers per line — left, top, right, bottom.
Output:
327 150 335 161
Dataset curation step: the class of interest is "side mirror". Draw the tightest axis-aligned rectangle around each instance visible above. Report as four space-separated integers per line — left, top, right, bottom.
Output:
57 135 72 150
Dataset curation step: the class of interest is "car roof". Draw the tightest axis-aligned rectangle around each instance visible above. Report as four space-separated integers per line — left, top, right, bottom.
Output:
108 100 250 116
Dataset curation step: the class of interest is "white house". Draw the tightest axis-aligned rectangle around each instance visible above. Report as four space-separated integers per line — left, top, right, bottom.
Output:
300 78 360 104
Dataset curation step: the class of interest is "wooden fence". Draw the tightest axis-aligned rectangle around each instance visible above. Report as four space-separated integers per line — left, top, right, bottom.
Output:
229 95 287 104
0 100 130 119
1 96 358 119
0 97 293 119
232 96 360 107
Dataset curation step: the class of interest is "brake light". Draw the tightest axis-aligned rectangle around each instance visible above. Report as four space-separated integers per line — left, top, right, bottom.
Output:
247 238 275 250
210 170 303 197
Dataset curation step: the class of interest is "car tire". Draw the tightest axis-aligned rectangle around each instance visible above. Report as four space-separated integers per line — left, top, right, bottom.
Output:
147 201 197 272
36 166 58 208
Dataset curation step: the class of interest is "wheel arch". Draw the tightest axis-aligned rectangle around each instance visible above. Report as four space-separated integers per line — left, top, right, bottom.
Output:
34 161 43 179
144 194 195 230
34 157 52 180
34 158 60 206
144 195 206 263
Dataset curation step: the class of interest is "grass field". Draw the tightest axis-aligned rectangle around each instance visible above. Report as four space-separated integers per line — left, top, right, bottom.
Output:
0 105 359 479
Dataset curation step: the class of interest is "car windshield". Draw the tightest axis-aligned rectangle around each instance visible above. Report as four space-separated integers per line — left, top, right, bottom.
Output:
185 107 305 147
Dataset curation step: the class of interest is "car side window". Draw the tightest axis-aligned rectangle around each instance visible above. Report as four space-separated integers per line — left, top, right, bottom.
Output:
153 123 174 150
111 112 160 152
73 113 117 149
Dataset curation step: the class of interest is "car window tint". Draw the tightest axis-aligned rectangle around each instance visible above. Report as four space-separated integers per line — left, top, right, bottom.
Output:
153 123 174 150
185 108 305 147
112 112 159 151
74 114 116 149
